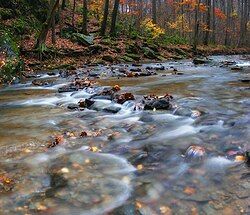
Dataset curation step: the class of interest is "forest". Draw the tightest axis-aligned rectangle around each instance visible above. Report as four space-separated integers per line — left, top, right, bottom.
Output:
0 0 249 215
0 0 249 82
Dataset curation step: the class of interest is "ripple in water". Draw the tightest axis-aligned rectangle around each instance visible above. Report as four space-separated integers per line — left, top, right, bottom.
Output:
0 149 135 214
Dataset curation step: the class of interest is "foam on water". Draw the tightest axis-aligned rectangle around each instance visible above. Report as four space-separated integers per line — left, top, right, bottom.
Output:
204 156 236 172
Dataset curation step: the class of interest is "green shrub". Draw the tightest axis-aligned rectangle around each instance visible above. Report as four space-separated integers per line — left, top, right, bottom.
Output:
13 18 28 35
163 35 188 45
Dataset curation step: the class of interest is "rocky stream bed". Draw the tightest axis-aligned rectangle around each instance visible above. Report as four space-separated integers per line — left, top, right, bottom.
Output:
0 55 249 215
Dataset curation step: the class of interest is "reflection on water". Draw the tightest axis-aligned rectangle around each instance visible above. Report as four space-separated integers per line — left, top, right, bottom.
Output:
0 55 249 214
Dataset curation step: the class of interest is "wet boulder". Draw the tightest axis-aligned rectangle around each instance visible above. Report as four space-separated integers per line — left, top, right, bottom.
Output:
47 71 57 76
146 65 165 70
130 68 142 72
231 66 243 71
67 103 80 110
74 78 94 89
144 99 172 110
59 70 77 78
81 99 95 108
90 95 113 100
143 94 173 111
32 79 53 86
193 58 210 65
58 85 78 93
132 63 142 67
22 71 40 78
115 93 135 104
173 107 193 117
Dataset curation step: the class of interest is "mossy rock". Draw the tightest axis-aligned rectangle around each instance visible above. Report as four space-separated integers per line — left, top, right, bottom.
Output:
0 8 14 20
61 27 77 39
156 55 167 61
92 59 105 65
114 46 122 52
172 55 185 60
89 44 107 54
71 33 94 46
174 47 187 56
125 53 141 61
101 38 113 46
119 55 134 62
142 47 157 59
102 55 115 63
125 43 140 54
147 43 159 53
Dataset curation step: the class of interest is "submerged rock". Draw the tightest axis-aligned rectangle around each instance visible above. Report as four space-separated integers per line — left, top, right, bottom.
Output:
58 85 78 93
184 145 206 161
103 105 121 113
225 147 247 162
32 79 50 86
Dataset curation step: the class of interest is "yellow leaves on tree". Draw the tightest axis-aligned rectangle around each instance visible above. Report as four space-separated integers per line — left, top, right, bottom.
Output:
231 10 238 18
141 18 165 39
89 0 104 18
201 22 212 32
167 14 192 32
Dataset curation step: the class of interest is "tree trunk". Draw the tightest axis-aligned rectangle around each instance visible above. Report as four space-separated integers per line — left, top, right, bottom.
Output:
82 0 88 34
61 0 67 10
224 0 232 46
193 0 201 52
35 0 60 48
100 0 109 36
72 0 76 27
110 0 120 37
204 0 211 45
152 0 157 24
239 0 249 46
51 0 56 45
211 0 216 44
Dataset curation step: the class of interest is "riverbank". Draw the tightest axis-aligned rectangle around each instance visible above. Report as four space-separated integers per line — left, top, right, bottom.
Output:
21 39 250 72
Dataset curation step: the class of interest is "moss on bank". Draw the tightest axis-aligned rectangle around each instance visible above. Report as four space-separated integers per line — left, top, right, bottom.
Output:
0 32 24 84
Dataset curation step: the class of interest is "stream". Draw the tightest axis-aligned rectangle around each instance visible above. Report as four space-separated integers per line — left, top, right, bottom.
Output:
0 55 249 214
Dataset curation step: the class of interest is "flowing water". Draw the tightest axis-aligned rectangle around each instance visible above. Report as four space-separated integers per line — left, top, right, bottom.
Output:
0 55 249 214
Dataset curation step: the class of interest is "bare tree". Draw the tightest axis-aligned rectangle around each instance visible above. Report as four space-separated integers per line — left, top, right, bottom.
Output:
35 0 60 48
82 0 88 34
204 0 211 45
152 0 157 24
110 0 120 36
100 0 109 36
193 0 201 52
